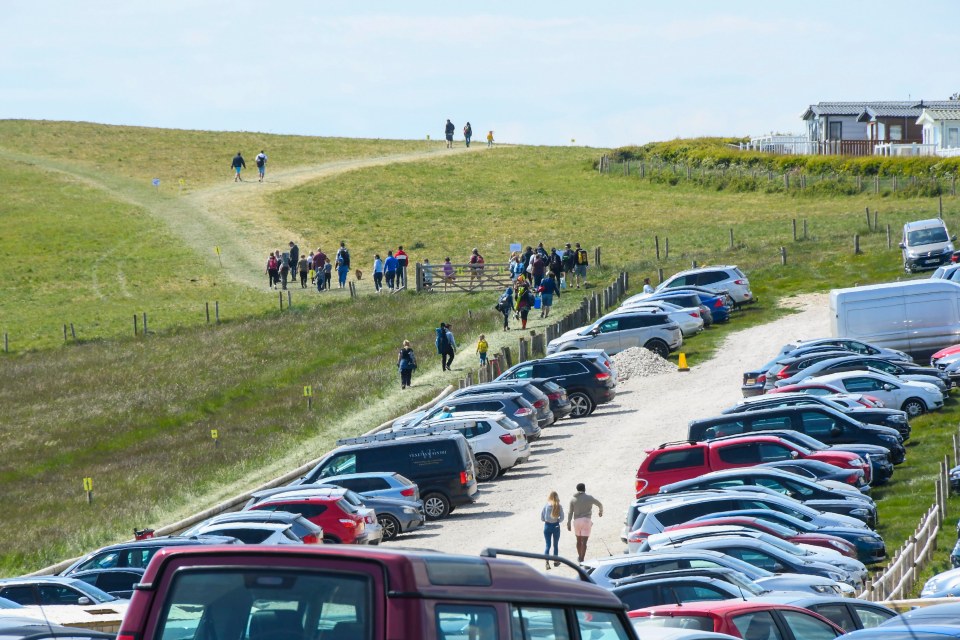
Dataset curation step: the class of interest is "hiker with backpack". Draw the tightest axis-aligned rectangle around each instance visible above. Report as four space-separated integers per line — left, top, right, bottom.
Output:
266 252 279 288
496 286 513 331
255 150 267 182
463 122 473 147
335 242 351 288
574 242 589 288
539 272 560 319
515 277 535 330
561 243 576 286
397 340 417 389
435 322 456 371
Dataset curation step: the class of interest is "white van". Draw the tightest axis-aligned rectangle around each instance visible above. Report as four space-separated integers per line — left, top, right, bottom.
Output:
901 218 956 272
830 279 960 359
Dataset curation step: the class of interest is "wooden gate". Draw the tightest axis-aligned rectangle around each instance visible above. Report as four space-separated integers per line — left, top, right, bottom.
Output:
415 262 515 293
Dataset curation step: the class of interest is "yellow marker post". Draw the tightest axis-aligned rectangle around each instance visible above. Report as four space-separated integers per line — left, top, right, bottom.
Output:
214 246 223 268
83 477 93 504
211 429 219 448
304 385 313 411
178 178 185 194
678 353 690 372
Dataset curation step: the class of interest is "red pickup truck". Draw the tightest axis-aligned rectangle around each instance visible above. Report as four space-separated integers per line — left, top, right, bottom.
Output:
635 435 867 497
117 545 639 640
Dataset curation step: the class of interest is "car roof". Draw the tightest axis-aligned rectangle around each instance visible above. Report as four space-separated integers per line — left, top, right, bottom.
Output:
904 218 946 231
441 391 524 401
583 549 730 568
636 600 809 616
316 471 400 480
0 576 87 586
257 487 347 502
668 265 740 277
752 594 890 610
199 522 290 532
426 411 509 423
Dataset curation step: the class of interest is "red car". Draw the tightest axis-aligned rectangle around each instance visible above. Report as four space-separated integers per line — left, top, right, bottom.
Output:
630 600 844 639
663 516 858 558
635 435 868 497
769 383 884 408
931 343 960 365
248 487 371 545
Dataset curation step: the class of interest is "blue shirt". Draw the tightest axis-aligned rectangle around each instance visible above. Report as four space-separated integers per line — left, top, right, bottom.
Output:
384 256 398 272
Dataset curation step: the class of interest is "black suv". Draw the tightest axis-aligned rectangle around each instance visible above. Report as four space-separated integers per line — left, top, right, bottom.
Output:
298 430 477 519
457 377 574 421
448 381 558 426
496 356 616 418
689 405 906 465
723 393 911 440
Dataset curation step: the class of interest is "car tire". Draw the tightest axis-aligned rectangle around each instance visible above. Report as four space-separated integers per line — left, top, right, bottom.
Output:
377 514 401 541
422 492 451 520
323 535 341 544
644 339 670 359
568 391 594 418
901 397 927 418
475 454 501 482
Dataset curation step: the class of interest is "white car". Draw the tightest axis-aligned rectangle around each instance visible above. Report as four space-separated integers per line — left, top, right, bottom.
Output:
656 265 753 305
617 300 704 338
546 309 682 358
410 411 529 482
193 522 304 545
804 370 944 417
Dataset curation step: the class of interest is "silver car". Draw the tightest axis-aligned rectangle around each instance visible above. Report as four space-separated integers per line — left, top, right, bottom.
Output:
657 265 753 305
547 309 682 358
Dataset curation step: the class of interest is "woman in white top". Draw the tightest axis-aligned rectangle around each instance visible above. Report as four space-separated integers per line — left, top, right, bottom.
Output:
540 491 564 569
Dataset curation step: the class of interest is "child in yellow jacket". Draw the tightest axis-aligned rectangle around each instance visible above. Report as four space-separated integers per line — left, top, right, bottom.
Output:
476 335 489 366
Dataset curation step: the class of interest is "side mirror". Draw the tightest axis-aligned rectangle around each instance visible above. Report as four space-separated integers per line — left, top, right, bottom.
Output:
898 242 906 249
590 328 601 336
77 596 92 605
883 383 896 391
952 235 957 242
771 563 786 573
830 425 842 436
789 451 800 459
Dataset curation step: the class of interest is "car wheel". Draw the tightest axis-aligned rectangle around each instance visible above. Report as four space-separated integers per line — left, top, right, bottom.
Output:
422 492 451 520
644 339 670 359
323 535 341 544
901 397 926 418
377 514 401 541
475 454 502 482
568 391 594 418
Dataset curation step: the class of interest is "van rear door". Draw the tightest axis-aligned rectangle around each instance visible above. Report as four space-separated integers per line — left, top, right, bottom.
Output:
905 289 960 356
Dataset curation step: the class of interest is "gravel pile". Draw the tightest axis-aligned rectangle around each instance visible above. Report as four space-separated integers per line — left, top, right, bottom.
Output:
612 346 677 382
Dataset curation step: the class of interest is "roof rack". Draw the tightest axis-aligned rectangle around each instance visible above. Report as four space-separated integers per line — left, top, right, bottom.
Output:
656 440 697 449
480 548 593 582
337 424 454 447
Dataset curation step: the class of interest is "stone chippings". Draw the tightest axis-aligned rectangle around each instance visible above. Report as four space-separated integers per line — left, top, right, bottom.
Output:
611 346 677 382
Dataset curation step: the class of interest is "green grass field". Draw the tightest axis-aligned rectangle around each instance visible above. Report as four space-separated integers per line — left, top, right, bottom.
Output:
0 121 957 583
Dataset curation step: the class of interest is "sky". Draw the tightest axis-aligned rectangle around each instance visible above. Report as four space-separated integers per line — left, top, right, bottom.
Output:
3 1 959 148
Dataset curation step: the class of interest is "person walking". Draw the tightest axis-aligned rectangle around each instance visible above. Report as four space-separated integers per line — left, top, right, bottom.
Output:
469 248 485 287
255 150 267 182
266 253 279 289
397 340 417 389
314 247 328 291
562 243 575 288
643 277 655 294
445 119 455 148
435 322 456 371
395 245 409 289
442 257 456 288
298 254 310 288
566 483 603 564
279 251 290 290
515 277 534 330
463 122 473 147
289 241 300 271
231 151 246 181
335 242 350 288
530 251 546 289
373 254 384 292
323 259 333 290
384 250 398 290
497 286 513 330
549 248 563 279
574 242 589 289
422 258 435 289
486 130 494 147
541 491 564 569
476 334 488 367
539 272 560 318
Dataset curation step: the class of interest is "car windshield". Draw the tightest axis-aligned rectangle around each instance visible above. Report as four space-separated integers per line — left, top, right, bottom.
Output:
724 572 766 595
0 597 21 609
70 580 118 602
755 520 798 537
751 533 806 556
908 227 949 245
632 615 713 631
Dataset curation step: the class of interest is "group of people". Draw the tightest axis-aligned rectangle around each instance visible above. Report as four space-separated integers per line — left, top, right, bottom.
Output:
541 484 604 567
265 241 356 291
231 150 267 182
372 247 410 292
444 119 494 148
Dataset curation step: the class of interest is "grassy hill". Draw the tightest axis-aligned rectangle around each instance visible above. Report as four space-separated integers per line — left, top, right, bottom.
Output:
0 121 957 585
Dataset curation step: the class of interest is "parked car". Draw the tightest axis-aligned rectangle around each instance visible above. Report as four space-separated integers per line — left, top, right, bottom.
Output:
780 338 912 362
841 626 960 640
901 217 956 272
618 300 704 337
301 471 418 503
627 626 739 640
656 265 754 306
920 566 960 598
245 486 377 544
629 601 844 638
193 522 304 545
769 382 885 408
543 348 618 380
759 350 858 392
0 577 124 606
546 308 682 358
395 391 543 437
880 601 960 627
622 291 714 327
695 509 886 564
582 549 845 595
759 459 867 490
497 355 617 418
69 568 145 599
931 263 960 281
776 354 949 391
610 570 776 611
180 510 325 543
659 288 732 323
723 392 911 439
60 535 240 576
116 546 641 640
0 619 116 640
752 595 895 632
447 379 560 425
796 370 944 417
634 434 869 497
295 429 478 519
689 405 906 465
663 516 858 558
409 411 529 482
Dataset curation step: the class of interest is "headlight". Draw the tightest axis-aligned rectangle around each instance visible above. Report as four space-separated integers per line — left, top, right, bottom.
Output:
849 459 865 467
403 507 417 514
811 584 837 594
850 508 870 517
907 251 919 258
826 571 846 582
890 415 908 423
829 540 849 550
856 535 878 543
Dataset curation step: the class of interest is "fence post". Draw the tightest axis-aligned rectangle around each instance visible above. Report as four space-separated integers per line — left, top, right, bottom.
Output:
288 289 293 306
206 302 210 323
2 333 7 353
595 246 601 268
518 337 529 362
729 228 734 249
279 291 284 311
134 314 138 337
502 346 514 368
665 238 669 259
873 210 878 231
658 267 664 283
886 224 892 249
803 219 808 240
71 323 76 340
215 301 220 323
63 324 67 342
142 312 148 335
415 263 423 293
792 219 797 241
780 247 787 265
466 371 474 387
865 207 871 231
854 234 861 255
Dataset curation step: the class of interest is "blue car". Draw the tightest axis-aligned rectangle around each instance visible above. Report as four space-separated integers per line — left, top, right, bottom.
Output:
665 289 731 323
841 626 960 640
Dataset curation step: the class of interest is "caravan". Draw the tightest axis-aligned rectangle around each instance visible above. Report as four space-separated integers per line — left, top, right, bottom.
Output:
830 279 960 360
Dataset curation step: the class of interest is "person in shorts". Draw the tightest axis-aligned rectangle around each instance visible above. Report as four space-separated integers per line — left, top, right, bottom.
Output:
231 151 246 182
566 482 603 563
255 150 267 182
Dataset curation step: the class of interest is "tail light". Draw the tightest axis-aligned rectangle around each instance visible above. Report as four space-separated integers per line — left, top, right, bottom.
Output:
689 312 700 318
514 407 533 417
532 399 546 409
301 533 320 544
734 279 747 285
604 360 612 369
635 478 649 496
713 299 723 308
775 366 790 379
339 519 357 529
460 471 469 485
595 372 611 382
400 487 416 497
118 634 137 640
500 433 517 444
845 473 859 484
757 374 767 385
547 392 562 400
364 514 375 524
628 531 649 544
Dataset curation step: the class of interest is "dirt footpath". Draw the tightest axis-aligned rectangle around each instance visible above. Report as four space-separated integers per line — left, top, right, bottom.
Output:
398 294 830 575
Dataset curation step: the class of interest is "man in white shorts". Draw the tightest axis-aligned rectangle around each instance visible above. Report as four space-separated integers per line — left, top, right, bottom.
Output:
566 482 603 563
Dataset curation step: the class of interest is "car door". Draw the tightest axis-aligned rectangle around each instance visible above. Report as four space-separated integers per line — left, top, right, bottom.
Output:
592 318 622 353
774 609 842 639
798 410 844 444
838 376 894 405
505 363 535 379
666 581 733 604
0 585 38 605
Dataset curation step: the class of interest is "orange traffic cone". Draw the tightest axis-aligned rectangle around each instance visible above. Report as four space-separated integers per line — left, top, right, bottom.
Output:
678 353 690 372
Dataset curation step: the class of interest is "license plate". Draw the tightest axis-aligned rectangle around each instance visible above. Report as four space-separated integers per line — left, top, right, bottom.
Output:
923 258 938 264
745 378 756 385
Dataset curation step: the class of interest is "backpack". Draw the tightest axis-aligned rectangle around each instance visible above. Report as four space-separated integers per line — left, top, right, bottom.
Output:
576 249 588 265
256 155 265 167
338 248 350 267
